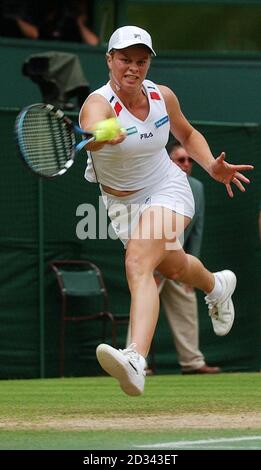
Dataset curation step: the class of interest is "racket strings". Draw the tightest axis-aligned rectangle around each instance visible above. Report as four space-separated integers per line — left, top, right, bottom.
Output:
21 108 74 176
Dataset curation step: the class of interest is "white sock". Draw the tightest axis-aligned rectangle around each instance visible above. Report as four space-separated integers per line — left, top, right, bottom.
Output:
206 273 223 300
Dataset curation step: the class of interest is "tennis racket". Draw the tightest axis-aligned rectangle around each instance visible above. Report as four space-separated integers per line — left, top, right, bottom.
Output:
15 103 127 178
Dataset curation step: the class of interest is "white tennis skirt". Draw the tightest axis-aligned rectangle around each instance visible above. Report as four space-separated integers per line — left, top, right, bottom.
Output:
100 164 195 247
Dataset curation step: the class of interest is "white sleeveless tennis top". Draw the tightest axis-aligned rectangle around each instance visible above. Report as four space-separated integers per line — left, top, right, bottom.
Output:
80 79 173 190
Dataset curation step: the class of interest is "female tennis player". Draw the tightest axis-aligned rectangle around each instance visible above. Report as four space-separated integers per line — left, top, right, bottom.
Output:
79 25 253 396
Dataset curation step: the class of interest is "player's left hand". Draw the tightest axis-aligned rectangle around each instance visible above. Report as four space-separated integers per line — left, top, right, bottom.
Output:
209 151 254 198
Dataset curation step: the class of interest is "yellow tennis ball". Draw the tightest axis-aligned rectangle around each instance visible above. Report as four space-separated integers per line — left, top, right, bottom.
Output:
94 118 122 142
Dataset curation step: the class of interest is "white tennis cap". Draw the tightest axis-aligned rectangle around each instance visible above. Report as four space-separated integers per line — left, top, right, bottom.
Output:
108 26 156 56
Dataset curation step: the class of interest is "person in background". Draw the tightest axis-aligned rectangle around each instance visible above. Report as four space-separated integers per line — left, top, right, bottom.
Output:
38 0 100 45
157 142 221 374
49 0 100 45
0 0 99 45
0 0 38 39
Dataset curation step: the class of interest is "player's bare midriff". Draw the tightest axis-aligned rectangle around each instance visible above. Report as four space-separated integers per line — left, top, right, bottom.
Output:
101 184 143 197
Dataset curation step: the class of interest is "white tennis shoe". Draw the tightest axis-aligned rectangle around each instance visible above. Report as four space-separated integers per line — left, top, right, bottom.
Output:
96 343 146 396
205 270 237 336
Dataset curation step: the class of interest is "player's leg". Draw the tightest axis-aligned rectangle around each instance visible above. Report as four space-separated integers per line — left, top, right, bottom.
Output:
125 206 191 357
97 206 188 395
158 251 236 337
158 250 214 292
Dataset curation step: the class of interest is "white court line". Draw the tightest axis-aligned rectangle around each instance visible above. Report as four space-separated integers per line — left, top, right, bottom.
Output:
135 435 261 449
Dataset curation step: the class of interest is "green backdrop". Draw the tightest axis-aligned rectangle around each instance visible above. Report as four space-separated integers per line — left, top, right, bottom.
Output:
0 109 260 378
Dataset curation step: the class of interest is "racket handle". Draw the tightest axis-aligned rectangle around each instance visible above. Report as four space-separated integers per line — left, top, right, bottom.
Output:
76 136 95 152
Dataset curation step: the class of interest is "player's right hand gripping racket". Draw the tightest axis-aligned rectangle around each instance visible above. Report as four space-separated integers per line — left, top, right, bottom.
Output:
15 103 128 178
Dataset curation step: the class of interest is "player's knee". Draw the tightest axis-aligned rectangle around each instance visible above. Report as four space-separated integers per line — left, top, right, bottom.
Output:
125 253 148 282
168 255 189 281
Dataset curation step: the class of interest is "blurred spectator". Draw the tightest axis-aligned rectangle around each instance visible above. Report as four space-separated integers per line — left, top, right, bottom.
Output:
0 0 99 45
60 0 99 45
0 0 38 39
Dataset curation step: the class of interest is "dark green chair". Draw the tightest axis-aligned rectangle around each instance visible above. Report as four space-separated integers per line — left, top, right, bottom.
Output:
50 260 128 376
